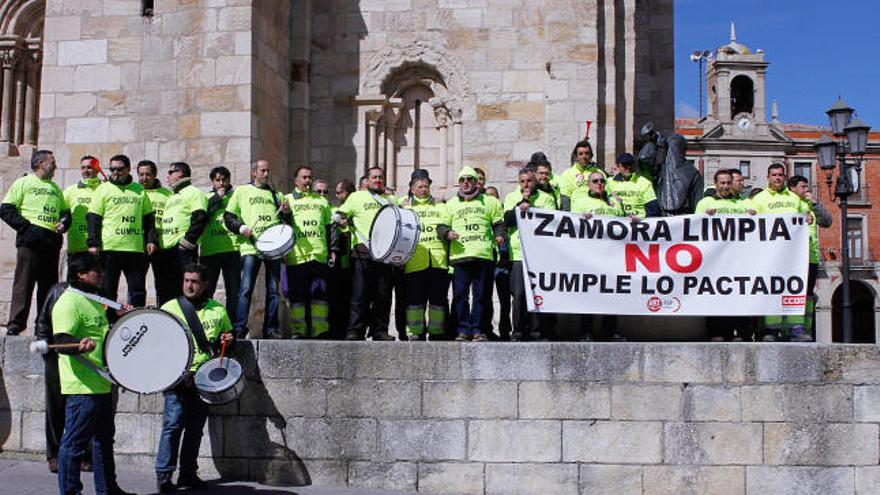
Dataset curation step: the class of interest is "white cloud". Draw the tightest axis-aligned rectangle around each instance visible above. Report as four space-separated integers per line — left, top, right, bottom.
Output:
676 101 700 118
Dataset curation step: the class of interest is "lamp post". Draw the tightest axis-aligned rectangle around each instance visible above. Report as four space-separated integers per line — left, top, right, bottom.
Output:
690 50 712 119
814 97 871 343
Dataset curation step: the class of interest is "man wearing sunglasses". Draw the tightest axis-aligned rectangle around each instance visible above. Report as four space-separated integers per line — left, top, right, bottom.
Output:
159 162 208 304
571 170 626 341
87 154 157 306
438 167 506 342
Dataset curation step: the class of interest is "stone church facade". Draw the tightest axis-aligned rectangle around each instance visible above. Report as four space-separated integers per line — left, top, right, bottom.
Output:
0 0 673 327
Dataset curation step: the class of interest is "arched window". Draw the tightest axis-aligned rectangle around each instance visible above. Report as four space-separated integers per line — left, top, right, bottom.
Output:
0 0 44 154
730 75 754 116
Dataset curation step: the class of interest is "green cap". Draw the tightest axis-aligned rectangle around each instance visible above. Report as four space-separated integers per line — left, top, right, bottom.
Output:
457 166 479 181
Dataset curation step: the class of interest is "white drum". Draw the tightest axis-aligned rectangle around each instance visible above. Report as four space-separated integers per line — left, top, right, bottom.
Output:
194 357 246 405
369 204 420 266
255 224 295 260
104 308 193 394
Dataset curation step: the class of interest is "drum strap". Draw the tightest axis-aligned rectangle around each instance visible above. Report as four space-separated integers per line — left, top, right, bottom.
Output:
72 355 115 384
176 296 214 356
68 287 123 310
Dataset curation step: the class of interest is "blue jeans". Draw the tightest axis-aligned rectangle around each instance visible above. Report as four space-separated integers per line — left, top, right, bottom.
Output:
155 385 208 476
235 254 281 337
452 260 494 335
58 393 116 495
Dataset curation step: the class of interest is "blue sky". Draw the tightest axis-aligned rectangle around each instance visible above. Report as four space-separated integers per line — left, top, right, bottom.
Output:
675 0 880 127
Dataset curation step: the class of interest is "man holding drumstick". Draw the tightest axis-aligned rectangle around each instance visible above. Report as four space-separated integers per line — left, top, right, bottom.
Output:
335 166 399 341
155 263 233 492
224 159 291 339
51 255 133 495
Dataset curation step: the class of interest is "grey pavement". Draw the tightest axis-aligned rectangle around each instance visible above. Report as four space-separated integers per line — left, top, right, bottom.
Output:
0 459 417 495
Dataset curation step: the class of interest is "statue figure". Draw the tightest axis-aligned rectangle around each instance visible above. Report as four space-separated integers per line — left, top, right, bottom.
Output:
637 122 704 215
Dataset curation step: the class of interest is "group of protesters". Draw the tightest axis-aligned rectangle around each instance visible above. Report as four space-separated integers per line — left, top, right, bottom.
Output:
1 139 828 347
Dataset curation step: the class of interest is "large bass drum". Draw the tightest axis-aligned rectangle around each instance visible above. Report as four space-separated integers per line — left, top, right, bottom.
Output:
255 224 295 260
194 357 246 405
369 204 420 266
104 308 193 394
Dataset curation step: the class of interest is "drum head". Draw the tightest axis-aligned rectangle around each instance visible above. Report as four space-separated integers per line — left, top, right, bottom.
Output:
255 224 294 251
105 309 193 394
369 205 399 259
194 357 243 392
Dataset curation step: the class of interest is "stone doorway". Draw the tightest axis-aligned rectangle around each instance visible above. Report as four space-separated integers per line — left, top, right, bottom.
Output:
831 280 877 343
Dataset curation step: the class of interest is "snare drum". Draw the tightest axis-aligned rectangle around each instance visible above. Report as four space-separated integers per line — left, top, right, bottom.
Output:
255 224 295 260
104 308 193 394
369 204 420 266
194 357 246 404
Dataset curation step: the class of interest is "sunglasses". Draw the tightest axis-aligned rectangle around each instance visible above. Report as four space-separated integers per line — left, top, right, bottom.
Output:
109 166 127 172
168 169 181 175
591 179 606 184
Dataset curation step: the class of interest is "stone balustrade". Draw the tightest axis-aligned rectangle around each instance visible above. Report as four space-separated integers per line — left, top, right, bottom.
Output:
2 338 880 494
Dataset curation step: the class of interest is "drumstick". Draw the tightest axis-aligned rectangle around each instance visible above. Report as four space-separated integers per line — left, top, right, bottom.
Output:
219 332 229 367
29 340 83 355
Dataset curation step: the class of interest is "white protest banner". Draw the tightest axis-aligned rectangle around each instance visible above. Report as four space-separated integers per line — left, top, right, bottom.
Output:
518 209 809 316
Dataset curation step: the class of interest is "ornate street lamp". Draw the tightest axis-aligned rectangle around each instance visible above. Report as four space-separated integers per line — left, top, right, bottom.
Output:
814 98 871 343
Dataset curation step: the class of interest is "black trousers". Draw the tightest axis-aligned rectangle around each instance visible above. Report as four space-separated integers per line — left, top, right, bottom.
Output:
328 264 352 339
392 267 408 340
511 261 540 340
201 251 241 323
44 353 91 461
348 258 393 338
103 251 147 307
7 244 60 334
143 249 175 307
495 266 512 340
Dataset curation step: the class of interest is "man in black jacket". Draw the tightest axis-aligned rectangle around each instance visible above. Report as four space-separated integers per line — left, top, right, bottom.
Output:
0 150 70 335
36 279 78 473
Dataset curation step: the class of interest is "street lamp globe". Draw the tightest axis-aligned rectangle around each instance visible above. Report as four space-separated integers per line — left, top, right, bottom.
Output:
826 97 854 136
813 135 837 170
844 117 871 155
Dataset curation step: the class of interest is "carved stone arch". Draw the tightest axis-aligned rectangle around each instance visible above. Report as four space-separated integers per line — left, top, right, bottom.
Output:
0 0 43 37
360 37 472 111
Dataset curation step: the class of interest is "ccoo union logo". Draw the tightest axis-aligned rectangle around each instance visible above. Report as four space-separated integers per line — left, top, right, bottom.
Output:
533 295 544 308
646 296 682 313
782 295 806 306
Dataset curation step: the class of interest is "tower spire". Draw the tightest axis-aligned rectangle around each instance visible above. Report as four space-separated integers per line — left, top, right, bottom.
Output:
730 22 736 42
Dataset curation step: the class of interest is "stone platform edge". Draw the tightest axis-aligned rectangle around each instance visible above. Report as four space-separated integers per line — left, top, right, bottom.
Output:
3 338 880 494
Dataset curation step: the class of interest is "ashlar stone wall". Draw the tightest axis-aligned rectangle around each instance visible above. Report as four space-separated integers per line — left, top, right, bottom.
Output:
3 340 880 494
38 0 260 185
0 0 294 329
305 0 674 195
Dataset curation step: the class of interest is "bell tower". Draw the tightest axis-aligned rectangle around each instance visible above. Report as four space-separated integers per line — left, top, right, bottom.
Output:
705 23 769 134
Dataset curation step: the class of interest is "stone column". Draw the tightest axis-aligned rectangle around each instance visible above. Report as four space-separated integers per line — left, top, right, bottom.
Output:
22 50 39 146
433 106 449 187
13 60 26 145
0 48 20 150
366 109 382 169
382 106 401 190
452 108 463 172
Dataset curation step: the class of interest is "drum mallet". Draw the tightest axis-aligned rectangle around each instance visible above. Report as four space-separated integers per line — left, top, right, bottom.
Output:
219 332 230 367
29 340 84 355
